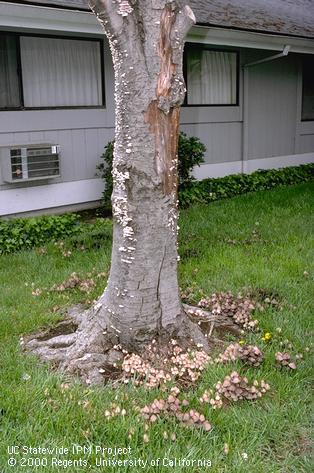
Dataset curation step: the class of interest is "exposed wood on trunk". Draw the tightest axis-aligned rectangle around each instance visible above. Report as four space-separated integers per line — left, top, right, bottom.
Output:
156 4 176 99
145 2 182 196
145 102 180 195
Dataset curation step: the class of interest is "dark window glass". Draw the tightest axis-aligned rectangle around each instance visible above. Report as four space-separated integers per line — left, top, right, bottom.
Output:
0 35 21 108
302 57 314 121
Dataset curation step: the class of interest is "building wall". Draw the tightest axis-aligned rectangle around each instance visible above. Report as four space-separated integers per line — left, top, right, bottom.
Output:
0 35 313 216
193 48 314 179
180 107 243 165
0 116 114 185
246 54 298 159
244 51 314 160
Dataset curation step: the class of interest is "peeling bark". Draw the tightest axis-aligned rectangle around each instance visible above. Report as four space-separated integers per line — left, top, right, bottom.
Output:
145 3 186 195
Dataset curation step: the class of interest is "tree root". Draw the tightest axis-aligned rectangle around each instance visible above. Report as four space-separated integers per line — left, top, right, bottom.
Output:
183 303 242 338
23 303 241 385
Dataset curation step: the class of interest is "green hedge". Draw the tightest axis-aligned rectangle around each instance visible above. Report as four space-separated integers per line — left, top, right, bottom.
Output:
0 214 80 255
179 164 314 208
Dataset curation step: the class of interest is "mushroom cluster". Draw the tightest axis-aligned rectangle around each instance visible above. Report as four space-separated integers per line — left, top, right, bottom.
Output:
170 349 210 381
199 389 223 409
215 371 270 402
104 404 127 419
122 340 211 388
200 372 270 407
275 352 297 369
198 292 259 330
50 272 96 293
141 389 211 431
215 343 264 367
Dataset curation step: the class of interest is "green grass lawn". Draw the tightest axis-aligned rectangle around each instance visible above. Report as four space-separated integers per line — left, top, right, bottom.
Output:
0 183 313 473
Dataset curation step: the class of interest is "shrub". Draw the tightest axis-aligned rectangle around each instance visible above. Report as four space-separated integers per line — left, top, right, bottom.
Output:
177 132 206 185
97 132 206 209
97 141 114 211
67 218 113 251
178 164 314 208
0 214 80 255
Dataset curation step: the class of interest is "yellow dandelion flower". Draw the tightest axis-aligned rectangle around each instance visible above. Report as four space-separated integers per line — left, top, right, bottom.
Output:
262 332 272 342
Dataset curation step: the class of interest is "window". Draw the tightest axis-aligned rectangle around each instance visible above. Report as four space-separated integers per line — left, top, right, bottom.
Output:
0 33 104 110
302 56 314 121
184 45 238 106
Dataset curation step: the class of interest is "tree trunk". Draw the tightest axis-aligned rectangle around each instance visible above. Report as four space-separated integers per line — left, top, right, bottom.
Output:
90 0 196 347
24 0 216 384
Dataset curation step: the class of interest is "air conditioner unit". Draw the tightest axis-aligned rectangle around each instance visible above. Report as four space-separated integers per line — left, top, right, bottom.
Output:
1 144 61 183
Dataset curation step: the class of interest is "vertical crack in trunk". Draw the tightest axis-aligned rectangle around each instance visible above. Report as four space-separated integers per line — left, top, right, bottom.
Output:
156 244 167 332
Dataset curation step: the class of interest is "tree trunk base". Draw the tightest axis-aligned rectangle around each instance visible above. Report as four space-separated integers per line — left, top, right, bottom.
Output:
23 304 241 385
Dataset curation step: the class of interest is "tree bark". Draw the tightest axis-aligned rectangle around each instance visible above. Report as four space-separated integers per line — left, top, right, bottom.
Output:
24 0 216 384
89 0 196 347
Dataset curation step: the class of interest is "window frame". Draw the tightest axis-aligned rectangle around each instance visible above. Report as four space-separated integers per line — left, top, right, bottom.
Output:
183 43 240 107
0 31 106 111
